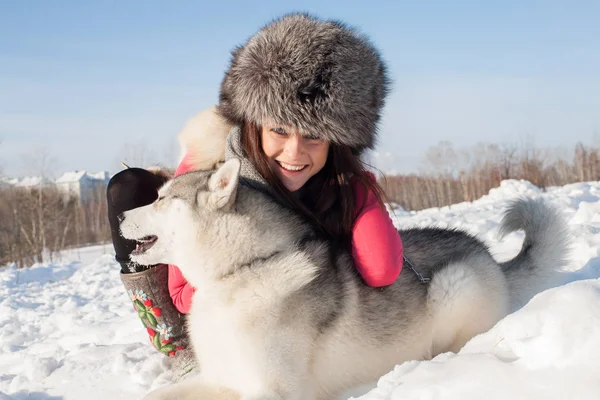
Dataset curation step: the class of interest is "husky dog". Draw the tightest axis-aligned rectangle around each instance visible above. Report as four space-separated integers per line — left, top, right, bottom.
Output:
119 159 568 400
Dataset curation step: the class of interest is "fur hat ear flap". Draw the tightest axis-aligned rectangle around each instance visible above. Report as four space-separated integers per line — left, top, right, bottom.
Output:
217 12 390 154
178 107 233 171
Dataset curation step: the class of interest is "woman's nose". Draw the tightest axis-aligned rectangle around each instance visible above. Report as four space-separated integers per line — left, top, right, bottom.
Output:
284 134 304 157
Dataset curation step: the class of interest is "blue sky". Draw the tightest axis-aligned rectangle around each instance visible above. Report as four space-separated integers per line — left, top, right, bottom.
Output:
1 0 599 177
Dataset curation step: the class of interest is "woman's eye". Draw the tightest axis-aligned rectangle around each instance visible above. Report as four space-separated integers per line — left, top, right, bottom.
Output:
303 133 324 143
271 127 287 136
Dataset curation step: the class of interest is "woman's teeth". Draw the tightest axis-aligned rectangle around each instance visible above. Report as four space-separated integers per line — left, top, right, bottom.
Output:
278 161 306 171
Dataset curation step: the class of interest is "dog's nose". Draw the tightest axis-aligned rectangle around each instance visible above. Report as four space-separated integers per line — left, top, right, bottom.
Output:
117 213 125 223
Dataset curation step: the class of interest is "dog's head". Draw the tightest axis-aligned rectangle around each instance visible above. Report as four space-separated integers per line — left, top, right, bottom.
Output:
119 158 241 267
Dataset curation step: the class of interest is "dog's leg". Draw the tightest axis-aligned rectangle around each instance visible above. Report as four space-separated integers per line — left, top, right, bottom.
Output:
143 379 240 400
233 369 315 400
429 261 510 355
199 320 317 400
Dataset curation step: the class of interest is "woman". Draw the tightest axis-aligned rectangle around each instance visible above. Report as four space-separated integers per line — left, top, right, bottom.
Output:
107 12 403 377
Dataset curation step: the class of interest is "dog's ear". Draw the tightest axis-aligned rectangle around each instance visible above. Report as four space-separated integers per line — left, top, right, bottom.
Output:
206 158 241 211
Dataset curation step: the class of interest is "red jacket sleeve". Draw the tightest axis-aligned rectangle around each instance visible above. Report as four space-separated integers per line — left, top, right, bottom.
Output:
167 152 197 314
351 175 403 287
168 263 196 314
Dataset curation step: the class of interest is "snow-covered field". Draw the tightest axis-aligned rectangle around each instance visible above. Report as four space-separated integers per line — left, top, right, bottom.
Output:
1 179 600 399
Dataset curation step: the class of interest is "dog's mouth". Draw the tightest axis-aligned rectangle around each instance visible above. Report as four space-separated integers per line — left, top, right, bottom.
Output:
131 235 158 255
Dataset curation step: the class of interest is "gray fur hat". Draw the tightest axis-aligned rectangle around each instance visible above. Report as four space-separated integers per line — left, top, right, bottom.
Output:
217 12 390 153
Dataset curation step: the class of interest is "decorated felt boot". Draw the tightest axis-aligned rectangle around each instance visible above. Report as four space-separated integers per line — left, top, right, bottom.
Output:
120 263 197 380
107 167 197 379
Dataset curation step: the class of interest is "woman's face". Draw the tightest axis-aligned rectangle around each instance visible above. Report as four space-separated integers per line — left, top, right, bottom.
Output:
261 124 330 192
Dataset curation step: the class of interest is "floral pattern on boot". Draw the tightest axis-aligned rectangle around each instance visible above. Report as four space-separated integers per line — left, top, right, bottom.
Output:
128 288 186 357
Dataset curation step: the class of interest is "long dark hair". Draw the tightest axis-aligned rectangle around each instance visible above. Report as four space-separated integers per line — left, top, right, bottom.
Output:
241 121 387 247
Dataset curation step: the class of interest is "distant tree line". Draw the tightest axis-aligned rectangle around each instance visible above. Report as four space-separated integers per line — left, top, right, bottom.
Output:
0 184 111 267
379 141 599 211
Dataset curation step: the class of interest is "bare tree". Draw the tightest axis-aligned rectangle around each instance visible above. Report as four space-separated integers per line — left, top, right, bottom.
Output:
161 138 179 168
498 143 518 179
0 139 4 177
421 140 457 176
21 146 59 179
0 146 111 267
115 139 159 170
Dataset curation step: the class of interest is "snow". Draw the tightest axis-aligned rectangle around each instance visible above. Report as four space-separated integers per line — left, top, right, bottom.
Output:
2 180 600 399
88 171 111 182
55 170 111 184
13 176 54 188
357 280 600 400
54 171 88 184
1 171 110 188
0 178 19 187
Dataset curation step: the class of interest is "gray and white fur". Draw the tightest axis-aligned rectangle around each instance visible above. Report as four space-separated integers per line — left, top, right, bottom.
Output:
119 159 568 400
218 12 390 153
